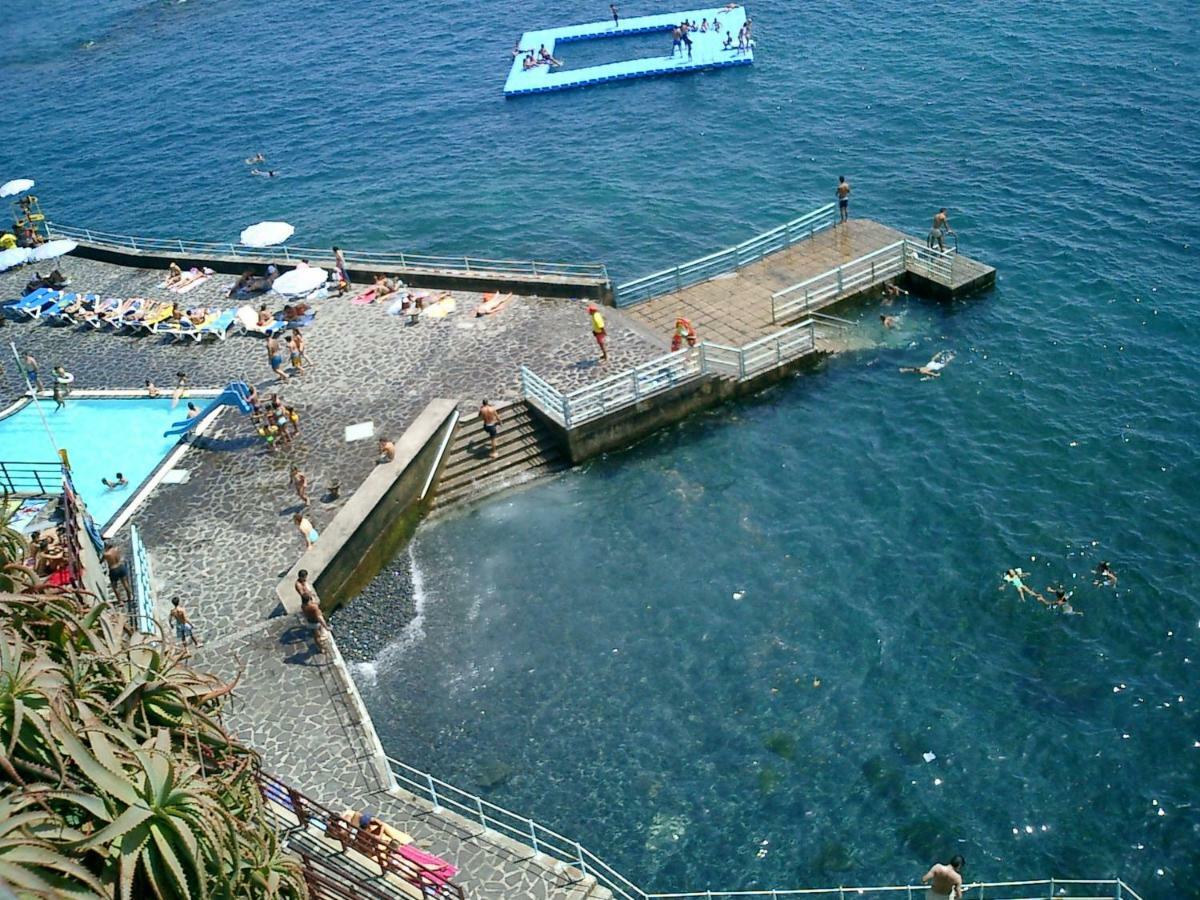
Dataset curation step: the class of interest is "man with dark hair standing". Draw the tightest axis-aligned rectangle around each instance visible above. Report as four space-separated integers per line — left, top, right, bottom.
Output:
921 855 965 900
610 3 619 27
836 175 851 223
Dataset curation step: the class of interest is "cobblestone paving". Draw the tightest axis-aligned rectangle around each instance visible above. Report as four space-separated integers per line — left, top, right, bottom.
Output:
0 256 659 898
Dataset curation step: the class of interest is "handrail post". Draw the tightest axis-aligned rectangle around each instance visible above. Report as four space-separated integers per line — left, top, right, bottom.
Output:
527 818 540 854
631 370 640 399
698 343 707 374
574 841 587 875
836 265 843 295
425 772 441 810
1050 877 1055 900
177 239 185 254
475 795 486 829
738 350 746 380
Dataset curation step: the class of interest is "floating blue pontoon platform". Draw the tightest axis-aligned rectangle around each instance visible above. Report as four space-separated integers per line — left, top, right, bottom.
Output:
504 6 753 96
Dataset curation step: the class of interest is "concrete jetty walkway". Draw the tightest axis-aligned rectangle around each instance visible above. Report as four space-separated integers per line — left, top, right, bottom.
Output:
625 218 995 345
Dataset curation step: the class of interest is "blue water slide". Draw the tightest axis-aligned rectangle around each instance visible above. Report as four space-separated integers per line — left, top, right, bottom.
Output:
163 381 254 437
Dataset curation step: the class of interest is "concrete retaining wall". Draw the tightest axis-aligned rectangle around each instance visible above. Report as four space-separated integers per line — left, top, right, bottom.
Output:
275 399 459 615
531 352 825 464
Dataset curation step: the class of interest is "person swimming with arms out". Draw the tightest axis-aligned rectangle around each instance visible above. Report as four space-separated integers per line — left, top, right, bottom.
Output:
1094 560 1118 587
900 350 955 378
1044 585 1082 615
1002 568 1046 603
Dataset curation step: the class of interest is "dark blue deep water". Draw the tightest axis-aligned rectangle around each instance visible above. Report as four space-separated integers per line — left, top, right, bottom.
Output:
5 1 1198 895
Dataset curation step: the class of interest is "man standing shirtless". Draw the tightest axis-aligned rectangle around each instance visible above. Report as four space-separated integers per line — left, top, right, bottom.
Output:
929 208 954 251
102 541 132 605
836 175 851 223
921 855 965 900
479 400 502 459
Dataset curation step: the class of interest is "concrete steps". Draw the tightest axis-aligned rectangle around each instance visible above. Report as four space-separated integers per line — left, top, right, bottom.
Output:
433 403 566 508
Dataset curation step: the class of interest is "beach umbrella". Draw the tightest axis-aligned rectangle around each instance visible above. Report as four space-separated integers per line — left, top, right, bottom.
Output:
0 178 34 198
272 266 327 296
239 220 294 248
0 247 32 271
29 239 78 262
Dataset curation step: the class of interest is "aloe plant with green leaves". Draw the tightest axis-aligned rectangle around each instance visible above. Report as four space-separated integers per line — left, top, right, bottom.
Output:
0 512 306 899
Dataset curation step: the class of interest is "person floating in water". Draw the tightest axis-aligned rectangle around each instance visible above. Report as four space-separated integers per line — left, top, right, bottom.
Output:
880 314 898 329
1044 585 1082 614
245 152 265 164
250 169 278 178
899 350 954 378
1003 568 1046 603
102 472 128 489
1094 560 1118 587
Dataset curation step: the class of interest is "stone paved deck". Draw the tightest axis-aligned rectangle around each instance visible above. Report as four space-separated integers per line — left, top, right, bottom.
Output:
0 256 660 898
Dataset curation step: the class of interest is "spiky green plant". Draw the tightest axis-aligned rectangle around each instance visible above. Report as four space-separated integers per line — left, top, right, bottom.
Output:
0 512 306 899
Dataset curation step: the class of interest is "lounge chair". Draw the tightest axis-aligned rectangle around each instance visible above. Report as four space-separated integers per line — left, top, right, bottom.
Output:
196 308 238 341
4 288 60 319
36 292 79 321
156 309 216 342
45 292 96 324
97 298 143 329
80 298 121 329
236 304 284 336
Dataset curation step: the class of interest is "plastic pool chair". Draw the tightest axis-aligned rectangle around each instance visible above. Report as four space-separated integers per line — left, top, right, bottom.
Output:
98 297 143 329
80 298 120 329
197 308 238 341
5 288 59 319
37 292 79 321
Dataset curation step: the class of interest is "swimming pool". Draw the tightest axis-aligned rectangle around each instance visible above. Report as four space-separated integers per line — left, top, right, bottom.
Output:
0 397 188 527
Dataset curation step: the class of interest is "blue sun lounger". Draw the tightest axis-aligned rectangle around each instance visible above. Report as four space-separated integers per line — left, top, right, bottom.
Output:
197 308 239 341
4 287 59 318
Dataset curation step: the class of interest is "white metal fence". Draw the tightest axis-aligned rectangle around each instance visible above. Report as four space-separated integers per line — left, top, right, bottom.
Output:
385 757 1142 900
44 221 610 283
615 204 838 307
771 239 959 324
521 320 819 428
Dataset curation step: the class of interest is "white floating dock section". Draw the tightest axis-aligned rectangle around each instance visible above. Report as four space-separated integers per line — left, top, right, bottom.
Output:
504 6 753 96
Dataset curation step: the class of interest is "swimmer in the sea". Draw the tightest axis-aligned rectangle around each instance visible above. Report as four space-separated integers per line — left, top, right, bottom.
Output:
1045 586 1082 615
1003 568 1045 603
1094 560 1118 587
900 350 955 378
245 152 265 164
880 314 898 329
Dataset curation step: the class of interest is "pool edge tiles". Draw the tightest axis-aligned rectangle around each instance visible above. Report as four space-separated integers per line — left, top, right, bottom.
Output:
504 6 753 96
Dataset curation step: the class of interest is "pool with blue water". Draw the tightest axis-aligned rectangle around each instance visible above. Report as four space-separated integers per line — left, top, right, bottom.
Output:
0 397 187 527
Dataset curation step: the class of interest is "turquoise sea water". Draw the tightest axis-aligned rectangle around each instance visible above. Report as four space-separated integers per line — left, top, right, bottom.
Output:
0 398 183 526
5 0 1198 895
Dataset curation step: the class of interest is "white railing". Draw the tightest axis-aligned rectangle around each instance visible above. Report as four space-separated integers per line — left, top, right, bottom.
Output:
44 222 610 283
615 204 838 307
521 320 820 428
771 239 959 324
387 756 647 900
771 241 906 324
384 761 1144 900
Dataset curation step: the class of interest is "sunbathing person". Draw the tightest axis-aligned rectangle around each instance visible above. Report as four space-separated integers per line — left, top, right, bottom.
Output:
256 304 273 327
723 31 734 49
101 298 139 322
61 294 94 317
523 52 538 70
538 45 562 66
228 270 255 298
166 262 183 286
373 273 398 299
187 307 212 326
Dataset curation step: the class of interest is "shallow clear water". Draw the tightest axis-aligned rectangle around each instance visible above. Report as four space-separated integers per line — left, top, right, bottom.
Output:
5 0 1199 896
0 398 184 525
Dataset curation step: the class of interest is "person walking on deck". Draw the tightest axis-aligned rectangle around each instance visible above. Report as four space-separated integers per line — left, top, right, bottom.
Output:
22 352 41 392
168 597 199 647
102 540 132 605
671 25 683 56
921 856 964 900
588 304 608 361
479 399 502 459
928 208 954 251
290 465 310 506
267 333 289 381
681 22 693 58
611 3 619 26
837 175 851 223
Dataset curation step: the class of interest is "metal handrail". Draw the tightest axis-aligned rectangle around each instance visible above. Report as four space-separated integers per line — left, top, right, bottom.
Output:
615 204 839 306
0 459 65 495
44 221 610 282
382 761 1145 900
521 319 821 427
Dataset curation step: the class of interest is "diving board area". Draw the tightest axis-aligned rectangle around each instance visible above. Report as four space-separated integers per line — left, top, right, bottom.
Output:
505 6 753 96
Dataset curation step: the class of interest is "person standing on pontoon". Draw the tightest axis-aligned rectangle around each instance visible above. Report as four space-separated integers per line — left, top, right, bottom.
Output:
929 208 954 251
610 4 619 27
837 175 851 223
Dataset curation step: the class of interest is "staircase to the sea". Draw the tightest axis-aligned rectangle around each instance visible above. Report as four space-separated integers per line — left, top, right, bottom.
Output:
432 402 566 509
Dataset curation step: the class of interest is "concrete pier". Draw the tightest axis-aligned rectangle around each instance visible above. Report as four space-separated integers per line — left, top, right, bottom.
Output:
625 218 996 346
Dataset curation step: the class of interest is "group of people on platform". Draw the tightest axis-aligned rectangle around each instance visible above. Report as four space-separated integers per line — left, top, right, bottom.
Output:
515 42 562 69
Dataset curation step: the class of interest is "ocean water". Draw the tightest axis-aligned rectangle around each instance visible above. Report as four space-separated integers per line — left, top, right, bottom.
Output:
5 0 1198 896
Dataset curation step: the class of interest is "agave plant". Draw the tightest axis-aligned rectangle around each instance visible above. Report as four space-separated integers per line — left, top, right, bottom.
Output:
0 511 306 899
